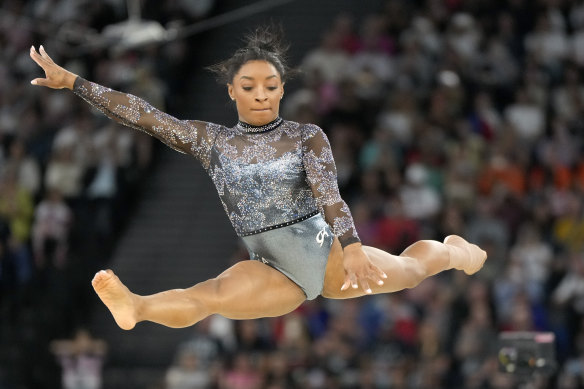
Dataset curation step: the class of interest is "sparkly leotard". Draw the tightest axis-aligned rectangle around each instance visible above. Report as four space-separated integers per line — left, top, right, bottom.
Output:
72 77 360 299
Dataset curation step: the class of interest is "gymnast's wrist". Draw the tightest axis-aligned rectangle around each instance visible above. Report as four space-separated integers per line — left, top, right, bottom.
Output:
63 72 78 90
343 241 362 252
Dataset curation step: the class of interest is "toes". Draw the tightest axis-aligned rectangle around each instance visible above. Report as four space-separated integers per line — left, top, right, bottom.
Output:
92 269 115 285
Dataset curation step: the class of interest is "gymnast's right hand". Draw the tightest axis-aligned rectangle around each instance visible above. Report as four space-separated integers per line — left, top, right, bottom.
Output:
29 45 77 90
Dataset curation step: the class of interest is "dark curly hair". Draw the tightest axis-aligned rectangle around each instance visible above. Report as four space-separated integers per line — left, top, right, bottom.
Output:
207 24 292 84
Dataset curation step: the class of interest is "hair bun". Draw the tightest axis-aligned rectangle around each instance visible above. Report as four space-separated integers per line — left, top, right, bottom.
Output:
244 24 288 56
207 23 294 84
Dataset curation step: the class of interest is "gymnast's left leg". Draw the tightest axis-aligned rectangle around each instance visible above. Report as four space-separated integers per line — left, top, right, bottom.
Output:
322 235 486 299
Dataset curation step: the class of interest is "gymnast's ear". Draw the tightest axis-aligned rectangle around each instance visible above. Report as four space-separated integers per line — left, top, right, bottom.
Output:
227 83 235 101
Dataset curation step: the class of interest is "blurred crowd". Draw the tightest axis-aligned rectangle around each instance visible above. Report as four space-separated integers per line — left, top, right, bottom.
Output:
0 0 211 386
2 0 584 388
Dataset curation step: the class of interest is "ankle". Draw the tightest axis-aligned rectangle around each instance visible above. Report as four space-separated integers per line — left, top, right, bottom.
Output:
130 293 143 323
445 244 468 270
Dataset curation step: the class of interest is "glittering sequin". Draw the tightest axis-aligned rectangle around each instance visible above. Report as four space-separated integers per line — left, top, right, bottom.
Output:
73 77 360 247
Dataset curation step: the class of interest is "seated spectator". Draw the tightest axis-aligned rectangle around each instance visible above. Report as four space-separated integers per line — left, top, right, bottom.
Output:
446 13 482 62
0 168 34 245
2 138 41 199
52 114 94 168
524 13 568 77
504 88 545 145
301 29 350 85
551 66 584 124
32 189 72 269
50 328 107 389
508 223 553 303
218 352 263 389
552 195 584 252
44 147 85 202
552 252 584 318
165 349 212 389
399 163 441 222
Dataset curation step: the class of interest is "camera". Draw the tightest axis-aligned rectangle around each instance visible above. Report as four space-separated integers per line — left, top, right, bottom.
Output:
498 332 557 377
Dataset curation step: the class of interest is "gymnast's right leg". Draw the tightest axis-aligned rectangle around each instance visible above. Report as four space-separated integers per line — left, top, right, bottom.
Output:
91 261 307 330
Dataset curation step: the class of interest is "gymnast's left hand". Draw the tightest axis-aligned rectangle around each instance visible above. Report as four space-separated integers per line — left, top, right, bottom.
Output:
341 244 387 294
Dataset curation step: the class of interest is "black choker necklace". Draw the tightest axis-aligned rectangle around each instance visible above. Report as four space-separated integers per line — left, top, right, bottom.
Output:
237 117 283 133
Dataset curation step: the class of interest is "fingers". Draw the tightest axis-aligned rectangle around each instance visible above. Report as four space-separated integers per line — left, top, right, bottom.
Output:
360 279 372 295
39 45 56 64
369 263 387 286
340 273 358 291
29 46 48 75
341 279 350 291
29 45 53 69
341 265 389 294
29 45 40 63
30 78 48 86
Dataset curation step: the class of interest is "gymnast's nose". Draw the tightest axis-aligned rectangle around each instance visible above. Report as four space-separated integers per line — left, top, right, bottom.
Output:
255 88 268 102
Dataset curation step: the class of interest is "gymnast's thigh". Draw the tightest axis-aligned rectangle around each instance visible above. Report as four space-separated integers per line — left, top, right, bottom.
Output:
322 240 422 299
212 260 307 319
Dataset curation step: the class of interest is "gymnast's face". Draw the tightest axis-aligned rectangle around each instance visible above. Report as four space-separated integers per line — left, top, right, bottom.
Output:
228 60 284 126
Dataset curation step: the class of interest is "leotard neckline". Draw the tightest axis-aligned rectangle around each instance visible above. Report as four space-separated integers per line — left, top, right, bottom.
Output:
237 117 283 133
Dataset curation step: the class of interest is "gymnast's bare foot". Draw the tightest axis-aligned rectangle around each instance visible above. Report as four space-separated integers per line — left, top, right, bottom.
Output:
92 270 138 330
444 235 487 275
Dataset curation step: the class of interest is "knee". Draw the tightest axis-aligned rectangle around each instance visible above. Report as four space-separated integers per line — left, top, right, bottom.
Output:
404 240 436 258
401 240 436 287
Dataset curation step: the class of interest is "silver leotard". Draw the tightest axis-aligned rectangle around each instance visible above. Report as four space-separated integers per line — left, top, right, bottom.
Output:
73 77 360 299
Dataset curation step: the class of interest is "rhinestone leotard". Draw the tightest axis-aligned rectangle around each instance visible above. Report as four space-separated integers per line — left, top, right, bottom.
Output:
73 77 360 248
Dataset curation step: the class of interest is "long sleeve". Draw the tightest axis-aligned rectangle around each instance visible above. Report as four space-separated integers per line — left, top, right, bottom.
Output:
302 124 360 248
72 77 216 167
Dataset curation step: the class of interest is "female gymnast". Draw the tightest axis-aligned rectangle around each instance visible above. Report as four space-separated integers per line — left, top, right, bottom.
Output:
29 28 486 331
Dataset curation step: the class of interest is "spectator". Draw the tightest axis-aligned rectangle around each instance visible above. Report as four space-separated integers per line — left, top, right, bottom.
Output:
165 349 212 389
218 353 263 389
504 87 546 146
508 223 553 303
2 138 41 198
50 328 107 389
399 163 441 222
552 252 584 322
300 29 350 85
0 168 34 245
32 189 72 269
524 12 568 78
44 146 85 202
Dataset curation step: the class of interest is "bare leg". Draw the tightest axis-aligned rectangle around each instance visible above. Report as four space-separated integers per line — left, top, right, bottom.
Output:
322 235 486 299
92 261 306 330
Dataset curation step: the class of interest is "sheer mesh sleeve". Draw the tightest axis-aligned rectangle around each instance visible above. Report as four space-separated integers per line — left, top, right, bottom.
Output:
72 77 215 167
302 124 360 248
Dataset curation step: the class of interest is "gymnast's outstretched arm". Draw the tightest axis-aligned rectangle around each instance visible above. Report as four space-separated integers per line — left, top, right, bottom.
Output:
29 45 215 167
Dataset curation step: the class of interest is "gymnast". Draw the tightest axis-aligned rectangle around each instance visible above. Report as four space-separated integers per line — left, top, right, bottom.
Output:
29 27 486 330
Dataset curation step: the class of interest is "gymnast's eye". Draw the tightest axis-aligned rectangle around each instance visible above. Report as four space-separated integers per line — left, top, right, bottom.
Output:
242 86 252 91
